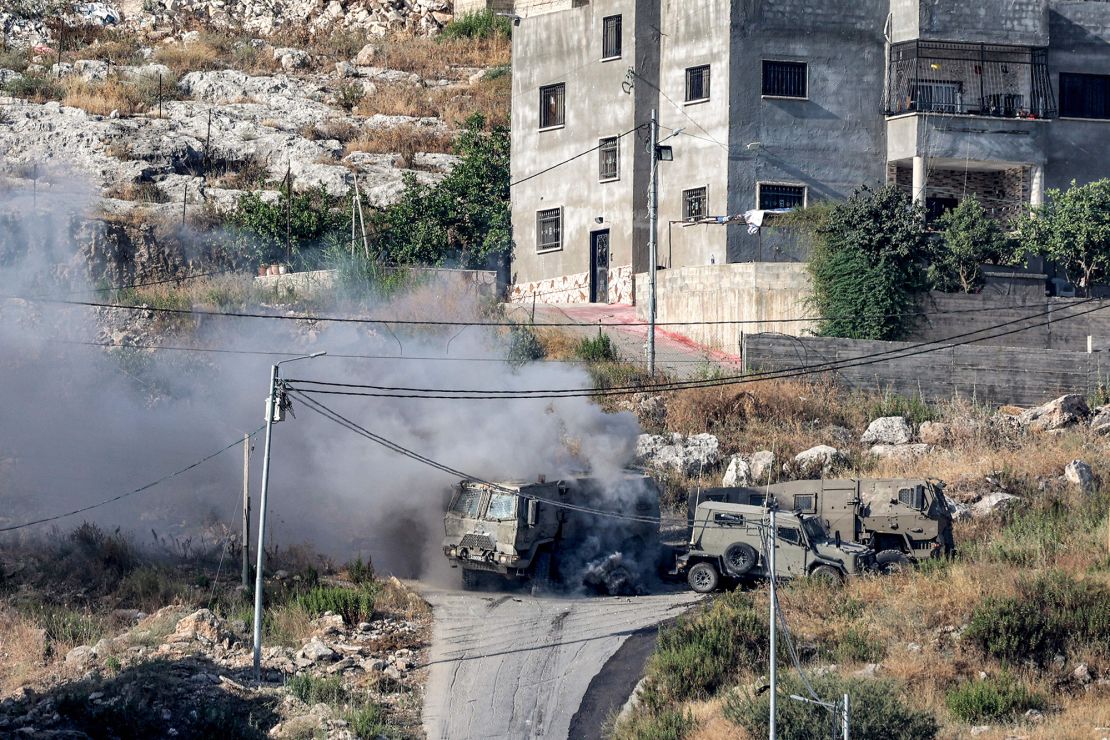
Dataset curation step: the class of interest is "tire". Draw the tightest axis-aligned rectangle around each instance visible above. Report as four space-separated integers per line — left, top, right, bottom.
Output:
722 542 759 577
876 549 912 574
461 568 482 591
687 562 720 593
530 550 553 596
809 564 844 587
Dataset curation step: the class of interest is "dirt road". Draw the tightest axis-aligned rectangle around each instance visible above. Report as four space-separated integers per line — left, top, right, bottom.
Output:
420 586 701 740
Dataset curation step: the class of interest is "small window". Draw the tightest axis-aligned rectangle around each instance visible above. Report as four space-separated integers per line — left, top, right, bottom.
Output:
758 184 805 210
537 208 562 252
749 493 766 507
682 186 707 221
1060 72 1110 119
897 487 926 510
685 65 711 102
602 15 622 60
777 526 803 546
762 60 807 98
539 83 565 129
793 494 816 514
599 137 620 181
714 512 745 524
485 492 517 520
450 487 482 518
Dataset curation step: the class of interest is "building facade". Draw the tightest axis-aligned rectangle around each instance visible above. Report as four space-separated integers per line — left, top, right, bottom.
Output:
508 0 1110 304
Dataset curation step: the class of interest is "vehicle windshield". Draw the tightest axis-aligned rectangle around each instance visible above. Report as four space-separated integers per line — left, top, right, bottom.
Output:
484 492 517 521
450 486 483 518
801 516 828 544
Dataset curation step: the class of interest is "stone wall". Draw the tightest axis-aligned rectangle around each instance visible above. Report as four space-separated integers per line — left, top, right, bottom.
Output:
508 263 634 305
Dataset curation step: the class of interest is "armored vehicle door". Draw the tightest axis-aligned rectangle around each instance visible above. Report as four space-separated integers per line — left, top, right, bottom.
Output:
820 480 860 546
773 519 809 577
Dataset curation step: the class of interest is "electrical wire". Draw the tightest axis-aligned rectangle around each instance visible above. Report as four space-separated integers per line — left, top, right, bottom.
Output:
509 123 647 188
0 427 264 533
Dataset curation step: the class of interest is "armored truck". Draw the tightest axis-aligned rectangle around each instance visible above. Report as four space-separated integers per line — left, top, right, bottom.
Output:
690 478 954 566
679 501 875 593
443 474 661 593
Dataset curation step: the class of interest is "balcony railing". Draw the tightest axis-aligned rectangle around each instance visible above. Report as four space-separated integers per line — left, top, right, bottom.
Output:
885 41 1057 119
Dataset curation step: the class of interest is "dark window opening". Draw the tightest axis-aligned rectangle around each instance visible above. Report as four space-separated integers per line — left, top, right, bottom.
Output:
537 208 562 251
1060 72 1110 119
793 494 817 514
759 184 805 210
777 526 803 546
539 83 565 129
683 187 707 221
602 15 622 60
911 79 964 113
686 65 711 102
714 512 745 524
599 137 619 181
762 60 807 98
925 196 959 222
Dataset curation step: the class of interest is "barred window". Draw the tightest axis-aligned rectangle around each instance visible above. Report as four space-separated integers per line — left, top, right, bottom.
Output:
758 183 805 210
602 15 622 60
537 208 562 252
685 65 710 102
539 83 565 129
762 60 807 98
599 137 619 181
682 187 707 221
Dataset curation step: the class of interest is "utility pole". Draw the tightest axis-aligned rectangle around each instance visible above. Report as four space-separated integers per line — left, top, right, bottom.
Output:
787 692 850 740
769 504 777 740
241 432 251 590
252 352 326 682
647 108 659 376
843 692 850 740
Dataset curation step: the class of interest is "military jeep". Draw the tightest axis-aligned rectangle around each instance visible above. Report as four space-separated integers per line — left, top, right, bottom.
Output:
678 501 874 593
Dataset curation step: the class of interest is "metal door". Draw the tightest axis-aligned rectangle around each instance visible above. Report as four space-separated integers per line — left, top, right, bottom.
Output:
590 230 610 303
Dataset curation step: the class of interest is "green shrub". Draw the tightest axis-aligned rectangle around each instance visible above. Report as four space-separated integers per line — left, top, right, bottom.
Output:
611 706 694 740
834 627 885 664
344 556 375 587
725 674 939 740
963 571 1110 665
862 390 936 426
295 585 376 625
507 326 546 365
440 10 512 40
575 333 619 363
25 604 107 648
930 194 1015 293
116 566 191 612
2 74 63 101
946 673 1046 723
639 591 768 710
288 673 347 706
345 704 400 739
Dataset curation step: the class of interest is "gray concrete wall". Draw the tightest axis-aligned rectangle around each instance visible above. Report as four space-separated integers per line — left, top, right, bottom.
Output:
891 0 1049 45
887 114 1050 164
743 332 1104 406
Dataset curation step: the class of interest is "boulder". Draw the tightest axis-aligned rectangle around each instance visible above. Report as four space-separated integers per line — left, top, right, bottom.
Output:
970 492 1021 518
1073 663 1091 684
791 445 848 478
721 455 752 487
1018 394 1089 432
298 637 336 663
918 421 950 446
65 645 96 667
168 609 233 647
1064 459 1095 492
312 613 345 635
861 416 913 445
947 501 972 522
868 443 932 461
635 433 721 476
354 43 377 66
749 450 776 483
1090 405 1110 435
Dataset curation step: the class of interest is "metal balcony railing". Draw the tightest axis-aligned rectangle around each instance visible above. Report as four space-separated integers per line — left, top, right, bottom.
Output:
885 41 1057 119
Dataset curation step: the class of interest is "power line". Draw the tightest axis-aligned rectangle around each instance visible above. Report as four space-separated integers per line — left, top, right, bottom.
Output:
509 123 647 188
0 427 263 533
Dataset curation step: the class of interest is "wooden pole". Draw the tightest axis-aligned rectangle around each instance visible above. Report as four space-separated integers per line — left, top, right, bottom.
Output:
242 433 251 590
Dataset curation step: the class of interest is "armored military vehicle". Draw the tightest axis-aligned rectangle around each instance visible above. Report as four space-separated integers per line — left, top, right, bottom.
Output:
689 478 954 567
443 474 661 593
679 501 875 593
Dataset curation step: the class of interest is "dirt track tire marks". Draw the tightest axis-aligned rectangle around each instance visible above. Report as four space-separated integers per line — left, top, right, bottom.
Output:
420 586 700 740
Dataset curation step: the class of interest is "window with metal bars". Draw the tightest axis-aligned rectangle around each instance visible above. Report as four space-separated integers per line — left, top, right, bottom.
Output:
598 137 619 181
539 83 565 129
537 208 562 251
1060 73 1110 119
758 184 805 210
685 65 710 102
602 15 622 60
683 187 707 220
762 60 807 98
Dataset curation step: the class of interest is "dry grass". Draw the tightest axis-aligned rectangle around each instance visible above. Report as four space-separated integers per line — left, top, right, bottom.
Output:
0 609 48 695
153 32 279 77
346 124 454 159
266 601 315 647
355 75 510 129
374 578 432 621
358 82 444 119
440 73 511 128
371 34 510 80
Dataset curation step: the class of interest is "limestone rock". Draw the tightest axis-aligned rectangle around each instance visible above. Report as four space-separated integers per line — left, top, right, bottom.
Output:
298 637 336 663
634 433 721 476
355 43 377 66
1018 394 1089 431
861 416 913 445
971 492 1021 518
1090 405 1110 435
168 609 233 647
918 420 950 446
1064 459 1095 492
868 443 932 460
790 445 848 478
749 450 776 484
721 455 751 487
65 645 96 667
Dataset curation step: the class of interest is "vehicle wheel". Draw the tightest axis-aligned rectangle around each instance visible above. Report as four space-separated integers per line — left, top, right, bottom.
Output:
461 568 482 591
876 550 912 574
687 562 720 593
809 564 844 587
530 550 553 596
722 542 759 577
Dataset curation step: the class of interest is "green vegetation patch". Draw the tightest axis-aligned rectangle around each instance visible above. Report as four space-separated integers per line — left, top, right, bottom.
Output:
294 584 377 625
946 673 1046 723
440 10 513 40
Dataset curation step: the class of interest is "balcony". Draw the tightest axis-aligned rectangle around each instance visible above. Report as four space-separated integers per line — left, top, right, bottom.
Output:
884 42 1057 120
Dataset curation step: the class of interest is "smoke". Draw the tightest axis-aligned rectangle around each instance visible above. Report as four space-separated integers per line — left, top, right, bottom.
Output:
0 182 644 581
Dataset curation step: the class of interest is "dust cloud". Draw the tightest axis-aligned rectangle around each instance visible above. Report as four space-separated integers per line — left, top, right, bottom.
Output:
0 183 643 581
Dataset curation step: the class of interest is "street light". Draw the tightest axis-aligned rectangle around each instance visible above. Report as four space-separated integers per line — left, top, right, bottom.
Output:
252 351 326 682
647 118 683 376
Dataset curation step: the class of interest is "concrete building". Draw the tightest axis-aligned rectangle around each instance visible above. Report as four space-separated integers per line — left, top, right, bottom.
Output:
508 0 1110 305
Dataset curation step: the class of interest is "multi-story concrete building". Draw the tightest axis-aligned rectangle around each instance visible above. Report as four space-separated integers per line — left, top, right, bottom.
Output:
507 0 1110 305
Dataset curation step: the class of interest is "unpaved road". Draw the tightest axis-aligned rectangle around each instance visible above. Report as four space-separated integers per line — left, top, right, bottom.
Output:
420 586 702 740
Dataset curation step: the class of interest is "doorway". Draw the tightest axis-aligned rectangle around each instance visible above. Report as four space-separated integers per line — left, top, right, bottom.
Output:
589 230 610 303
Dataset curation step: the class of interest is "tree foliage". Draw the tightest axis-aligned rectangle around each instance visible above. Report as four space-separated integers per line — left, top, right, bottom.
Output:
807 185 929 340
1016 178 1110 292
369 114 510 269
930 195 1015 293
229 185 347 268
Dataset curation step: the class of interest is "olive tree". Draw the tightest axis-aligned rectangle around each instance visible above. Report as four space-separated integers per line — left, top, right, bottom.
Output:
930 195 1015 293
1017 179 1110 293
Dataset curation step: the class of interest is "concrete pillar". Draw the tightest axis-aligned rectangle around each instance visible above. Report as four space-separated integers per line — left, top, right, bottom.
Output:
912 156 927 204
1030 165 1045 208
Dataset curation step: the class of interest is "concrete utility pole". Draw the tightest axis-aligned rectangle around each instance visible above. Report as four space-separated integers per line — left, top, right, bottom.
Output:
647 108 659 376
768 504 777 740
241 432 251 590
252 351 326 682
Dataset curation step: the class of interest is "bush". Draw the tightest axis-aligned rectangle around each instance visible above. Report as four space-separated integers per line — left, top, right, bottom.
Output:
345 704 398 739
229 186 348 269
946 673 1046 723
611 706 694 740
725 674 939 740
575 333 619 363
507 326 546 366
440 10 513 40
288 673 347 706
834 627 885 664
930 195 1014 293
344 556 374 587
638 591 768 710
2 74 63 101
295 585 376 625
963 571 1110 665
